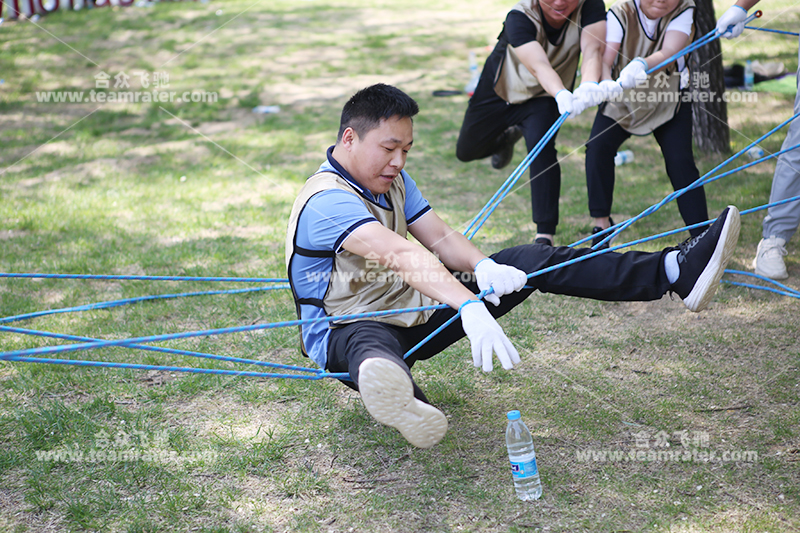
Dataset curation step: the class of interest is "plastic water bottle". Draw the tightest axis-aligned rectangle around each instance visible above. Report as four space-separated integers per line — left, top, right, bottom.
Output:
506 410 542 501
744 60 754 90
614 150 634 166
465 52 480 96
747 146 765 159
252 105 281 114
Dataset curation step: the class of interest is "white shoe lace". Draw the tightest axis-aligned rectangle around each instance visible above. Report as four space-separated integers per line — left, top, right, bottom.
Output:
760 238 788 260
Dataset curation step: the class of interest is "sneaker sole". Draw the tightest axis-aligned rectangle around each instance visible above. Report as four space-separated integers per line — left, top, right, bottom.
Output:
683 206 741 312
358 358 448 449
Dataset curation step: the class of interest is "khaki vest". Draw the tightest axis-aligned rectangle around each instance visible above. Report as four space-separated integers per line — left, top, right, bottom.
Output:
493 0 585 104
285 172 436 336
601 0 695 135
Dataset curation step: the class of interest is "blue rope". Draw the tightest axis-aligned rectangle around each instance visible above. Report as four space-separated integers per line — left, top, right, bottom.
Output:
0 273 289 283
0 355 349 380
584 111 800 249
463 113 570 240
722 281 800 299
0 324 324 374
646 11 761 74
646 30 717 74
745 25 799 37
584 138 800 250
741 194 800 217
6 198 799 375
723 270 800 297
0 285 289 325
0 302 449 361
543 193 800 285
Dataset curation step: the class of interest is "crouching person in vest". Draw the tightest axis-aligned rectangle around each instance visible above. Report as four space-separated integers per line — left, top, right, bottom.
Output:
584 0 709 249
456 0 613 246
286 84 741 449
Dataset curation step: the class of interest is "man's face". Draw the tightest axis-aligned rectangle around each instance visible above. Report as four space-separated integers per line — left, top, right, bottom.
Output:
344 115 413 196
539 0 581 27
639 0 681 20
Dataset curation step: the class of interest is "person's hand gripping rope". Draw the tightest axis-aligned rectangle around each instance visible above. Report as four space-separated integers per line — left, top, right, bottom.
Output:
460 300 521 372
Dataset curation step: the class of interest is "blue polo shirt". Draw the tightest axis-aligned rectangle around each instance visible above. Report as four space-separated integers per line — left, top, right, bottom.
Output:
290 147 431 369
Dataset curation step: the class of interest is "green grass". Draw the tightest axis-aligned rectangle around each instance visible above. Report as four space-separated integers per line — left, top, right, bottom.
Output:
1 0 800 531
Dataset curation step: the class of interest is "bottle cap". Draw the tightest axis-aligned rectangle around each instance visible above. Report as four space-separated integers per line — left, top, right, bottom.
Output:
507 410 521 421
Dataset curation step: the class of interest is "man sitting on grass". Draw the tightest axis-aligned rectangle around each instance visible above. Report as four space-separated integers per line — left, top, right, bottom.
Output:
285 83 740 449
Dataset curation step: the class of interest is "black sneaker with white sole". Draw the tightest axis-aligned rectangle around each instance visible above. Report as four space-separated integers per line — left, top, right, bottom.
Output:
671 206 740 312
358 358 448 449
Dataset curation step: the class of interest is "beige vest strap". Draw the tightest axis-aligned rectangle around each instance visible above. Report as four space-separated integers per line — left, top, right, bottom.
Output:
285 172 436 329
601 0 695 135
493 0 585 104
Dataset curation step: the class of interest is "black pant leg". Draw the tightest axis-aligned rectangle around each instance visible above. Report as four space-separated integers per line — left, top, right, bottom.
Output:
652 100 709 237
327 321 430 403
456 72 516 162
585 108 632 218
401 243 673 363
520 98 562 234
490 243 672 302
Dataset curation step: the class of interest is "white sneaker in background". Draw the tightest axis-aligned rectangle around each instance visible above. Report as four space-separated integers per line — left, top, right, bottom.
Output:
753 236 789 280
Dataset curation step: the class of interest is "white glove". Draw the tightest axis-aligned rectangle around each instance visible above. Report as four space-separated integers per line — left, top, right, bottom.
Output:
574 81 606 109
617 58 649 89
715 5 748 39
599 79 624 101
460 300 521 372
554 89 574 115
474 258 528 306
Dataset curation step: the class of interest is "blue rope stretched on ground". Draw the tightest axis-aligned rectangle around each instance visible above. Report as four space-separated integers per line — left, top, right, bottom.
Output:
0 354 349 380
1 324 325 374
723 270 800 299
0 273 289 283
0 286 289 325
0 302 448 362
4 192 798 377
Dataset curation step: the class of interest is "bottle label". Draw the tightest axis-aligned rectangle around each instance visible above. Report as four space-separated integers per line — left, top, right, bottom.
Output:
510 454 538 479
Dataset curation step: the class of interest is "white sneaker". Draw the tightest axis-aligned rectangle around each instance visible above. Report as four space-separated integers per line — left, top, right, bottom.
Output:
358 358 448 449
753 236 789 280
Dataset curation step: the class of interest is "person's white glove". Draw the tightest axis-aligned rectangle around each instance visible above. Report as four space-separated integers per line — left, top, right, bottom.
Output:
554 89 574 115
715 5 748 39
460 300 521 372
474 258 528 306
617 58 649 89
599 79 624 101
574 81 606 109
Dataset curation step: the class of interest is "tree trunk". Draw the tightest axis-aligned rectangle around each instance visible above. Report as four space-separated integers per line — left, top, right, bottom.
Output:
689 0 730 154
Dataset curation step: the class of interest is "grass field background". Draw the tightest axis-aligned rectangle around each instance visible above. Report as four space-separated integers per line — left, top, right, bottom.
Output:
1 0 799 531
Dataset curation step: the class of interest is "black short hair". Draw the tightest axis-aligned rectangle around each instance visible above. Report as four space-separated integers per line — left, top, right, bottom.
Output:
337 84 419 141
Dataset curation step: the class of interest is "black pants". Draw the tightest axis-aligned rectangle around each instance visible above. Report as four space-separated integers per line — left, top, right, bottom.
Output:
456 71 562 235
585 101 708 237
327 243 672 398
